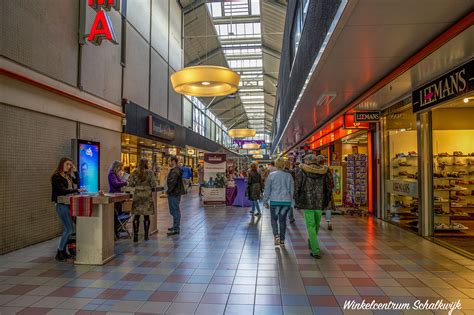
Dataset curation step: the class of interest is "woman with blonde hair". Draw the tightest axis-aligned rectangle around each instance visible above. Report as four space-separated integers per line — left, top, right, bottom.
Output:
108 160 129 239
263 159 294 246
128 158 157 242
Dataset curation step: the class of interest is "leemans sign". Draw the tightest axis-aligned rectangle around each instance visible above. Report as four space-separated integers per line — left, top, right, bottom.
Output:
412 59 472 113
354 111 380 122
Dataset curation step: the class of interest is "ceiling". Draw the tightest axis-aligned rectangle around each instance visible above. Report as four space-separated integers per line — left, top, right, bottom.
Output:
180 0 287 136
273 0 473 154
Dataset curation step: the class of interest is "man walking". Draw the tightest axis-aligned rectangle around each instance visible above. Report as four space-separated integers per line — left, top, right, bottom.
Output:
283 160 296 224
181 164 192 193
295 154 332 258
167 157 185 236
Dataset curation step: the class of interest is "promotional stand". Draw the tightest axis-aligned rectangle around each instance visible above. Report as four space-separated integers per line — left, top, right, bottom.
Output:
203 153 227 206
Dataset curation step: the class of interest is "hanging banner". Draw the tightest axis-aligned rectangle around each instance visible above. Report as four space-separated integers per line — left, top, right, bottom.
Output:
330 166 343 206
203 153 227 205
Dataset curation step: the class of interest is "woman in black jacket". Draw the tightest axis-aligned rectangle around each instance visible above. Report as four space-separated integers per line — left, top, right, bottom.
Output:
247 163 264 216
51 157 85 261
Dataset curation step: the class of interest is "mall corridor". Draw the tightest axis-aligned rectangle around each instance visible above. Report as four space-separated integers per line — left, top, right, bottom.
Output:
0 190 473 315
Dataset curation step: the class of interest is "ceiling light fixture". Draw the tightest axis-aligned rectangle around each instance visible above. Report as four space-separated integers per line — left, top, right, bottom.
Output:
242 143 260 149
170 66 240 97
228 128 257 139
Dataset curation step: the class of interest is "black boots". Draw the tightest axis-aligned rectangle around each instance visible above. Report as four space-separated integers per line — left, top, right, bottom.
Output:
144 216 150 241
133 216 140 242
55 249 66 262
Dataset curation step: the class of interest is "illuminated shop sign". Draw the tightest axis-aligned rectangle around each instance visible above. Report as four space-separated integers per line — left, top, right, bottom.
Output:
343 114 370 129
354 111 381 122
412 59 472 113
87 0 120 45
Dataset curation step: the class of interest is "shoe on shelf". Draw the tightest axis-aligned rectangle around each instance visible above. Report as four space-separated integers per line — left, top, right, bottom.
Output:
167 230 180 236
310 252 321 259
289 218 296 224
274 235 280 246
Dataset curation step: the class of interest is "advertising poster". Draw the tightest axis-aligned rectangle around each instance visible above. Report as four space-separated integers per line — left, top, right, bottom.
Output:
330 166 343 206
203 153 226 205
78 140 100 193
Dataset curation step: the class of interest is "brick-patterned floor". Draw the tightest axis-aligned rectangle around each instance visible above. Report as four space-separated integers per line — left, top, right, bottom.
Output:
1 189 473 314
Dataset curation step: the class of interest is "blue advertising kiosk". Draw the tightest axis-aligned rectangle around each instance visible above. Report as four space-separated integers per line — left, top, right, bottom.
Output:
72 139 100 193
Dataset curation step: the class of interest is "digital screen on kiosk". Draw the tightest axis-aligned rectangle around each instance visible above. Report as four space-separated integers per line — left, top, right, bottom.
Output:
77 140 100 193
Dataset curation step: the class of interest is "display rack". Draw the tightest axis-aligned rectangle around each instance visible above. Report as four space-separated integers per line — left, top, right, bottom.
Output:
433 154 474 232
346 154 367 208
388 152 419 230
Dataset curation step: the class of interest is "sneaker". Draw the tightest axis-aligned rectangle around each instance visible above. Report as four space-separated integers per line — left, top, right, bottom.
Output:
280 240 285 247
167 227 174 231
254 212 261 216
167 230 180 236
289 218 296 224
249 210 254 214
310 252 321 259
274 235 280 245
328 223 333 231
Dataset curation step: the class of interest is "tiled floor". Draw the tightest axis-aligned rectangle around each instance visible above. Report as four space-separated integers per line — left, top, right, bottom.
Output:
1 189 473 314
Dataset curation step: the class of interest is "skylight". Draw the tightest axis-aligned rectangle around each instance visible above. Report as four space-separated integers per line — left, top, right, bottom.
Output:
207 0 266 134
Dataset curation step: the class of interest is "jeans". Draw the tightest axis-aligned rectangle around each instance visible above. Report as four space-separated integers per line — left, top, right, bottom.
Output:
304 210 322 255
270 205 290 241
55 203 73 251
251 200 261 213
288 207 294 221
168 195 181 231
325 209 332 222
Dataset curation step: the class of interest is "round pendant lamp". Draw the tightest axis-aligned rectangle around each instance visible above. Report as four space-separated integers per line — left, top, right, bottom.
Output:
242 143 260 149
228 128 257 139
170 66 240 97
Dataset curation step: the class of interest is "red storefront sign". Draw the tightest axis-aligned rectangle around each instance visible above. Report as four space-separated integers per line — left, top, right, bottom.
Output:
87 0 119 45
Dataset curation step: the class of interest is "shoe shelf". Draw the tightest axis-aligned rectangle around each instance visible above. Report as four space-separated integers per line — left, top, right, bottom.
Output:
433 153 474 233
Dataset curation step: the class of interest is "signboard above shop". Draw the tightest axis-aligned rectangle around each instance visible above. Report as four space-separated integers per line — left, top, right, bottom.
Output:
148 115 176 141
412 59 472 113
354 111 381 122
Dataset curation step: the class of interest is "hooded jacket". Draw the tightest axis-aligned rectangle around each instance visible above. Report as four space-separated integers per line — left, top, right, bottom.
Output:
294 163 332 210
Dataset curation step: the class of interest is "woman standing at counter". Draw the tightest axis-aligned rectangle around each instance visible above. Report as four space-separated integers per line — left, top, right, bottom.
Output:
51 157 85 262
108 161 129 239
128 158 157 242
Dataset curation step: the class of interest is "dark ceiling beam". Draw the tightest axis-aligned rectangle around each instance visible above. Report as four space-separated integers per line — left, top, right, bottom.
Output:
212 15 260 24
183 0 206 14
186 46 222 66
229 119 249 129
206 96 230 109
214 103 244 116
221 111 247 122
262 44 281 59
262 0 287 12
263 73 278 82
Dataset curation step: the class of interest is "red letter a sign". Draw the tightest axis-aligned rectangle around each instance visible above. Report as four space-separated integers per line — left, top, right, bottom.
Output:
88 9 118 45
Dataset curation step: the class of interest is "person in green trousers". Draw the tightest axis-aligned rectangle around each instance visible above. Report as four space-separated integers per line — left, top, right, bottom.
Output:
294 154 332 258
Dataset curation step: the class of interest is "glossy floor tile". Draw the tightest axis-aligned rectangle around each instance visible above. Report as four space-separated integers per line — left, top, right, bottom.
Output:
0 189 473 314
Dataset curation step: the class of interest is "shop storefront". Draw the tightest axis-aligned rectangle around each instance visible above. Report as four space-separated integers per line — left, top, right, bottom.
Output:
379 59 473 257
308 114 375 213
